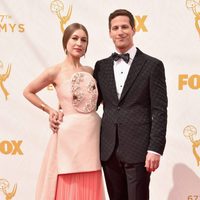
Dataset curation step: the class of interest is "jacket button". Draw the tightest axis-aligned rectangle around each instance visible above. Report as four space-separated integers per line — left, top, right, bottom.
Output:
117 106 120 110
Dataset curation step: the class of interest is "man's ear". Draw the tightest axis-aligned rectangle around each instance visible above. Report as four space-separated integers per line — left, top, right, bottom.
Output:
132 27 136 36
109 29 112 38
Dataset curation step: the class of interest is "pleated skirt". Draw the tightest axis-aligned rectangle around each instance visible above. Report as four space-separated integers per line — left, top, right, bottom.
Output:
55 170 104 200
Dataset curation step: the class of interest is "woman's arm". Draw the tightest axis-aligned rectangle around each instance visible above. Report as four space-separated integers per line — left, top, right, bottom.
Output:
23 66 61 133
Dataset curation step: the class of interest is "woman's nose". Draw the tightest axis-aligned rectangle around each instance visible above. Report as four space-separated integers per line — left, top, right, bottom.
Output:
76 39 82 45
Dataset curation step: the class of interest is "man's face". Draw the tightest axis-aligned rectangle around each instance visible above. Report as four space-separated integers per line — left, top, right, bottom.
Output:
109 15 135 53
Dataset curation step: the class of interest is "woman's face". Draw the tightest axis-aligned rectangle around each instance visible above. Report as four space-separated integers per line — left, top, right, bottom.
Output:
66 29 88 58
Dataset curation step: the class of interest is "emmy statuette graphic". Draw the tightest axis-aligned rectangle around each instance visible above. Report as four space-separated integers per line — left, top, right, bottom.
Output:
50 0 72 32
0 179 17 200
0 60 11 100
183 125 200 166
186 0 200 36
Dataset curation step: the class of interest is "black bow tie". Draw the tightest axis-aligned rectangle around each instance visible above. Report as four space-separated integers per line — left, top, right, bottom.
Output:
112 52 130 63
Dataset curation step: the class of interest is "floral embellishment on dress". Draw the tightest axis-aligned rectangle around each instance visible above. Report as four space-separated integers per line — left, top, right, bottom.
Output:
71 72 84 106
88 80 96 93
71 72 98 113
83 79 97 112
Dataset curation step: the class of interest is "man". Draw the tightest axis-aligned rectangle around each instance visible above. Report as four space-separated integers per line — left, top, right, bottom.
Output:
93 9 168 200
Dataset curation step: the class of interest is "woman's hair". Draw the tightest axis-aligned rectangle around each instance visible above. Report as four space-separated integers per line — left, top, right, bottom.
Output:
62 23 89 54
108 9 135 30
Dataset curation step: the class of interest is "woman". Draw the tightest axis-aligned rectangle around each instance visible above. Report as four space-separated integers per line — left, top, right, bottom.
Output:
23 23 104 200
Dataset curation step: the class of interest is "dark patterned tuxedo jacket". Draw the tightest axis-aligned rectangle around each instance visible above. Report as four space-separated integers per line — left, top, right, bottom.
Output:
93 48 168 163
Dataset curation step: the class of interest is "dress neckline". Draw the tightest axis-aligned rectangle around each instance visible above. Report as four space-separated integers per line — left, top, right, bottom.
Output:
58 71 94 87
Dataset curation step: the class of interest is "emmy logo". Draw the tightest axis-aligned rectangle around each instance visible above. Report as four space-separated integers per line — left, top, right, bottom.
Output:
50 0 72 32
0 179 17 200
183 125 200 166
0 60 11 100
186 0 200 36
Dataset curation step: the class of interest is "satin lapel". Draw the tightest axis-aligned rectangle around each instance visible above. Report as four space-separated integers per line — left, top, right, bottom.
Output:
103 57 119 104
119 49 146 102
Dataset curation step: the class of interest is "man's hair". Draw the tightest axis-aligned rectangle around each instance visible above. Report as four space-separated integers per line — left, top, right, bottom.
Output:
108 9 135 30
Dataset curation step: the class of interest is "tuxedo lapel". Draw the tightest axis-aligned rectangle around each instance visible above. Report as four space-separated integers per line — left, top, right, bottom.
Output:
119 49 146 102
103 57 119 104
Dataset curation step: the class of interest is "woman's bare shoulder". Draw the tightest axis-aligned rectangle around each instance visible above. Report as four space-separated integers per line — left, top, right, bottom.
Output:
47 63 61 74
48 62 65 75
41 63 62 83
82 66 94 75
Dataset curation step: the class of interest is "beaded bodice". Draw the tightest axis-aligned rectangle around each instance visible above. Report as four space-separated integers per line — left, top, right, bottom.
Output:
56 71 98 114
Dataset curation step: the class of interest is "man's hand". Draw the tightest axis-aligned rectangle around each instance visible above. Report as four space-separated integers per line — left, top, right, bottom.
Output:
145 152 160 172
49 110 64 133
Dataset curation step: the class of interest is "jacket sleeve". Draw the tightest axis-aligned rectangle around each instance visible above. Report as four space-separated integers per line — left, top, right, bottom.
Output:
148 60 168 155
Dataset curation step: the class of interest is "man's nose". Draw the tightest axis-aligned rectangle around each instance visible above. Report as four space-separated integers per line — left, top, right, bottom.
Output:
117 28 124 34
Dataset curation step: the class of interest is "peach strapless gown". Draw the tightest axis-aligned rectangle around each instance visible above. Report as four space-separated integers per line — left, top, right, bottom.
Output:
35 72 104 200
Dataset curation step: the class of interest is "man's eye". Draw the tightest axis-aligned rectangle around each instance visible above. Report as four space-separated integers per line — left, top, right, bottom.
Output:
122 25 129 29
112 27 118 31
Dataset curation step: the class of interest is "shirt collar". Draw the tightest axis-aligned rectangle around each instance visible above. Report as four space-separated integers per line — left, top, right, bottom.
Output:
125 46 137 62
114 46 137 62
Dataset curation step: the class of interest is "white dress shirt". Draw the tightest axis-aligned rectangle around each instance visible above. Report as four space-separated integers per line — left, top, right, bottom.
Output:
113 46 137 99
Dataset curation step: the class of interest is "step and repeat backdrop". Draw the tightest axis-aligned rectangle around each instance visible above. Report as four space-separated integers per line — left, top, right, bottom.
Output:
0 0 200 199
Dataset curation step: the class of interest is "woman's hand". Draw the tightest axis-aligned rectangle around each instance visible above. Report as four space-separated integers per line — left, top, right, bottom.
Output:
49 109 64 133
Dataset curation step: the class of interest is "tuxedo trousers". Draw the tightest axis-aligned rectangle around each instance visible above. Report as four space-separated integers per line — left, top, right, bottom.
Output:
102 126 151 200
